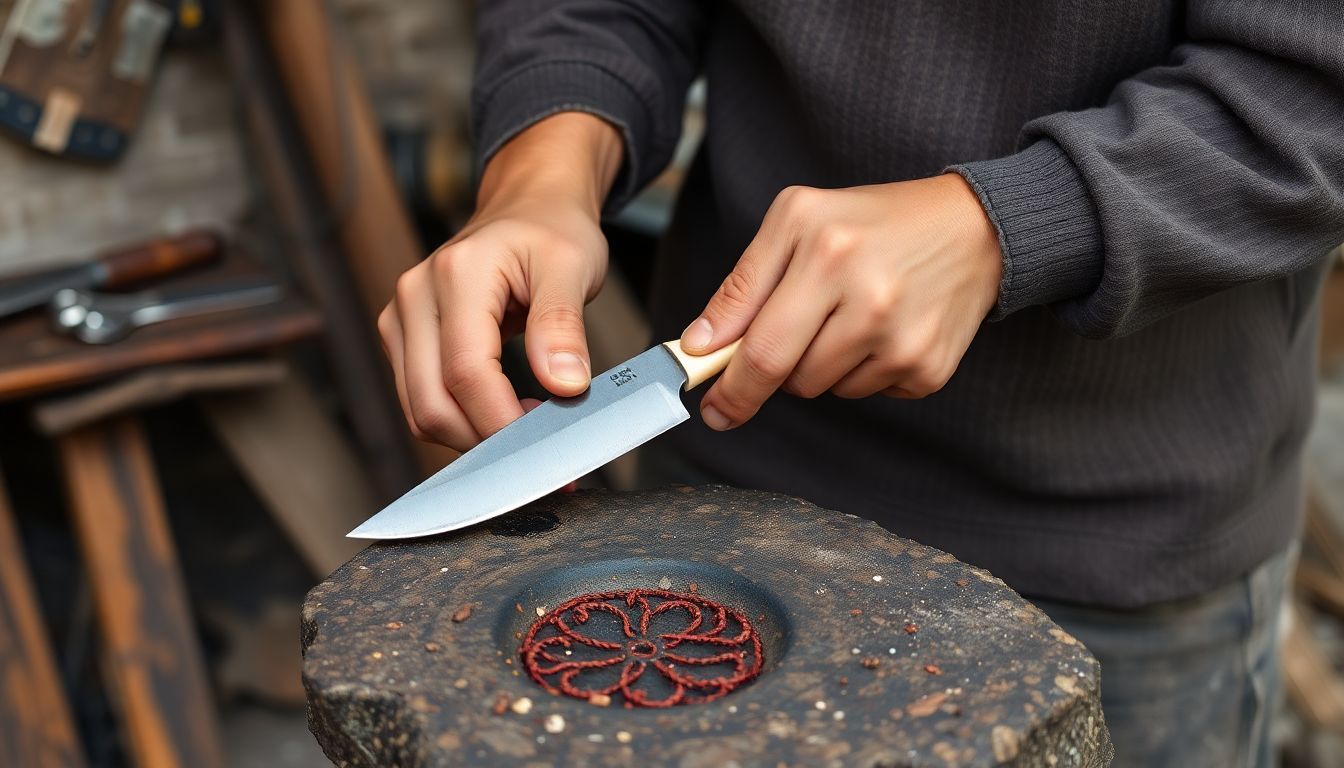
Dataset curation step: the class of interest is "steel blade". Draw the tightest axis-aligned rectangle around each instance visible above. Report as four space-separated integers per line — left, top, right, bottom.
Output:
0 263 98 320
348 345 690 539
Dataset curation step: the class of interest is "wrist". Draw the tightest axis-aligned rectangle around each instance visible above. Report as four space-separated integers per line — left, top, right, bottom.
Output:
937 172 1004 314
477 112 623 219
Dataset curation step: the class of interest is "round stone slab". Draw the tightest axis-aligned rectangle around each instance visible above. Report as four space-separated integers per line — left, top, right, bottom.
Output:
302 486 1112 767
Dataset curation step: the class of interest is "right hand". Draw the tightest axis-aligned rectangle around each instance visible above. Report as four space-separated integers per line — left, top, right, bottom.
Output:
377 113 622 452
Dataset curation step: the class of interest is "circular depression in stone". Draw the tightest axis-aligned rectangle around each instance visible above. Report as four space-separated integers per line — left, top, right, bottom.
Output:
493 557 790 709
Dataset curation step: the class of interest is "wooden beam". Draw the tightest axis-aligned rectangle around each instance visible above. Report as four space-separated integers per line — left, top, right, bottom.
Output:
32 359 287 437
256 0 422 325
221 1 452 491
0 469 86 768
58 418 223 768
199 374 372 578
1322 253 1344 367
254 0 459 479
1306 499 1344 579
1295 561 1344 621
1284 602 1344 733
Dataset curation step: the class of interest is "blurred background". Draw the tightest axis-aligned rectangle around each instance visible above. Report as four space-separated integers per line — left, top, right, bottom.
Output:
0 1 1338 766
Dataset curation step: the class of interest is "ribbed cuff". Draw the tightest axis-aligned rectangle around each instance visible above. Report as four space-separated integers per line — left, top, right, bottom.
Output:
473 60 653 213
948 140 1104 319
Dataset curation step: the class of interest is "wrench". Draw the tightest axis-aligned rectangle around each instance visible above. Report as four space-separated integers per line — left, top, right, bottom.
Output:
50 277 284 344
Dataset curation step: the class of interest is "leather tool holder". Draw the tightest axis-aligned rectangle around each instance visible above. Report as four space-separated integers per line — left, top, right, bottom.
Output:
0 0 175 161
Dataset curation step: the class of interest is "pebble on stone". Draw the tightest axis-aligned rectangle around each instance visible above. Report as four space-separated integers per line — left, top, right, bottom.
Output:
451 605 474 623
543 714 565 733
510 697 533 715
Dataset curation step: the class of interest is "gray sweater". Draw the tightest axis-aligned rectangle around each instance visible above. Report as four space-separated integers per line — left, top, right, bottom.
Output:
473 0 1344 607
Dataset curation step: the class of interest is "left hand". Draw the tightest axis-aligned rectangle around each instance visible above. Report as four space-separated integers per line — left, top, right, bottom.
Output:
679 173 1003 430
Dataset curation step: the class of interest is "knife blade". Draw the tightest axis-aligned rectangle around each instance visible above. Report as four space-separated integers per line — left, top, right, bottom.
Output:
0 230 223 321
347 338 740 540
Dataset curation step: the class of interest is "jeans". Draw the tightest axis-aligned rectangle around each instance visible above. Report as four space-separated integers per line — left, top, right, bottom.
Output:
635 444 1292 767
1030 546 1291 768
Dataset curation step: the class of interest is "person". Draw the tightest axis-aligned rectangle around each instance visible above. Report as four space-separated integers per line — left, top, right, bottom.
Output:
377 2 1344 765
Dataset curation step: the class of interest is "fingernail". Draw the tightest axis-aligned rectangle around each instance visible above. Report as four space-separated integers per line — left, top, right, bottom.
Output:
681 318 713 351
701 405 732 431
548 351 589 385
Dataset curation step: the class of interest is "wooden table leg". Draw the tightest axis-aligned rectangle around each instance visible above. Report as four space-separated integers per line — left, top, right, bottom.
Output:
0 470 86 768
58 417 223 768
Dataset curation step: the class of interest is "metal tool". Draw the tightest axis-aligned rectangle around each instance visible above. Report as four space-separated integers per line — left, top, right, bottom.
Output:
51 277 284 344
0 230 223 321
71 0 113 57
347 339 741 540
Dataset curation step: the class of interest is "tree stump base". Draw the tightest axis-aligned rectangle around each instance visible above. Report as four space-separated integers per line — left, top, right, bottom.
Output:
302 486 1112 766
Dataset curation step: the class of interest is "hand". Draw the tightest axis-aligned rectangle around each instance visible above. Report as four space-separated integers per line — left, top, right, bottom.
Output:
378 113 622 452
680 174 1003 430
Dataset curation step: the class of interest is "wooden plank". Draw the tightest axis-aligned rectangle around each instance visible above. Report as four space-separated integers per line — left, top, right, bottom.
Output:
0 248 320 401
1295 561 1344 621
33 359 287 436
1284 602 1344 733
1321 253 1344 367
0 469 86 768
0 296 319 401
199 374 373 577
59 418 223 768
1307 498 1344 579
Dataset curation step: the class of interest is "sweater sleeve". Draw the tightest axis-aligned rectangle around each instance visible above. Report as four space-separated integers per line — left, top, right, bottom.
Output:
471 0 709 213
950 0 1344 338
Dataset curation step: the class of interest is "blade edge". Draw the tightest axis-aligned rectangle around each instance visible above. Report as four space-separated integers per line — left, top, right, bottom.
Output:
347 381 688 539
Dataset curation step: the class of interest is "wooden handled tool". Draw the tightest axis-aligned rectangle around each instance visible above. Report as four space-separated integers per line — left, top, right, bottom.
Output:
0 230 223 320
96 230 224 288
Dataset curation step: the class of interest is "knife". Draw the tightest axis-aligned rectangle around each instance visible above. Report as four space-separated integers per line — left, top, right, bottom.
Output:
0 230 223 321
347 339 741 539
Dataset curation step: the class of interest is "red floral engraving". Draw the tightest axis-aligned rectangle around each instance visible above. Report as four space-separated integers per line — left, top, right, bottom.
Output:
519 589 764 708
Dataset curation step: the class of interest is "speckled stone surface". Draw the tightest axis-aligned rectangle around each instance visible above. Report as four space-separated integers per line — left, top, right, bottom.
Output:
302 486 1112 767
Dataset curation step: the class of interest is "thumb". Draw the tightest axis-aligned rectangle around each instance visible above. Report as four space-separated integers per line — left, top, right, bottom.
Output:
525 275 592 397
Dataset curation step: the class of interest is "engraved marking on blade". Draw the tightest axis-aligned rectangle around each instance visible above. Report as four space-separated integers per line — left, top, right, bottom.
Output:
609 367 638 387
112 0 171 82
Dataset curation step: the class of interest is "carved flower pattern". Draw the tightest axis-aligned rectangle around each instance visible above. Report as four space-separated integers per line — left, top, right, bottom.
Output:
519 588 764 708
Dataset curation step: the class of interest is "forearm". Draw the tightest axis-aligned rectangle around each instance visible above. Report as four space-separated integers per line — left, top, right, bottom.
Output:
476 112 624 218
956 0 1344 338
